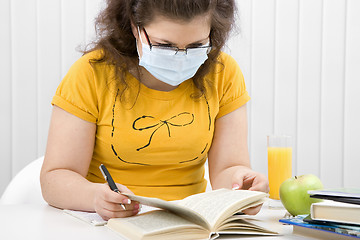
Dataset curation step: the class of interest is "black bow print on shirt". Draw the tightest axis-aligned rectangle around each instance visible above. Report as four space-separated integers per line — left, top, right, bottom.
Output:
110 89 211 165
133 112 195 151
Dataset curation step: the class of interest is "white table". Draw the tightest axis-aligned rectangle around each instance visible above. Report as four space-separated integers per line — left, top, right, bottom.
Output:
0 203 309 239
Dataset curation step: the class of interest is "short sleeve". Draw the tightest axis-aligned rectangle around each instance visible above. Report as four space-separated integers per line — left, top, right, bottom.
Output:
51 54 99 123
216 53 250 119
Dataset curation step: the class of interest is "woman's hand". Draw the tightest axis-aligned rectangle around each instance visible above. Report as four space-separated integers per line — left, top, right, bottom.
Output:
93 183 140 220
232 166 269 215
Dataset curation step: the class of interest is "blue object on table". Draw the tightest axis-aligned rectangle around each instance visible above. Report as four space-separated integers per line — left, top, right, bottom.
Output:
279 215 360 238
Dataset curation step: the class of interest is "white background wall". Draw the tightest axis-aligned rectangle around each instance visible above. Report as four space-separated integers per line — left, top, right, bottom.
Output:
1 0 359 196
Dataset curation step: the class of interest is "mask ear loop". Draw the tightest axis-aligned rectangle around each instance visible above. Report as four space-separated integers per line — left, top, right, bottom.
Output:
137 26 152 50
136 26 142 59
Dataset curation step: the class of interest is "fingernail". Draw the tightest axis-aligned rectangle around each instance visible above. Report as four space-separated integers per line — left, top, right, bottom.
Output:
122 199 131 204
134 204 140 210
232 184 240 190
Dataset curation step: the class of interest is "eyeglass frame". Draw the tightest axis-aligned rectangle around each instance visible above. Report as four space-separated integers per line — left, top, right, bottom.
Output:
140 27 212 55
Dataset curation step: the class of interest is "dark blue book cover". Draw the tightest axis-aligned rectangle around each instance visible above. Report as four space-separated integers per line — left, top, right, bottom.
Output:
279 215 360 239
308 188 360 205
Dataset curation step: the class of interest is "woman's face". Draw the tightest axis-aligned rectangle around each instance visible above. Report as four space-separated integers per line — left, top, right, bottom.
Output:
134 14 211 57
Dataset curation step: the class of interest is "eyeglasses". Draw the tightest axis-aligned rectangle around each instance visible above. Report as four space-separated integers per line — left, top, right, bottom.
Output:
141 27 212 56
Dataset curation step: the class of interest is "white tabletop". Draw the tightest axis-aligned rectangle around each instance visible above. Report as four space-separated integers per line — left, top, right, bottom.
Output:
0 203 309 239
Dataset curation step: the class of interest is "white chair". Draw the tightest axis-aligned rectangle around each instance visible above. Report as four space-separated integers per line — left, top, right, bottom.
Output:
0 156 46 204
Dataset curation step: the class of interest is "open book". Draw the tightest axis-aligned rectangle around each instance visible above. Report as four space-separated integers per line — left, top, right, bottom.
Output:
107 188 278 240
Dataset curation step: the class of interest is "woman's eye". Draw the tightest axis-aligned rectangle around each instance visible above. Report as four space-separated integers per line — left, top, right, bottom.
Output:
157 43 174 48
188 43 206 48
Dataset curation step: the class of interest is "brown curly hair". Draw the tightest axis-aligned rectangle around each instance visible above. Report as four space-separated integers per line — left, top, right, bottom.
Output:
85 0 237 99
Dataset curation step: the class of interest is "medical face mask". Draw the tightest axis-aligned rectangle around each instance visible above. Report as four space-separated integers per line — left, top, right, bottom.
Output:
137 27 210 86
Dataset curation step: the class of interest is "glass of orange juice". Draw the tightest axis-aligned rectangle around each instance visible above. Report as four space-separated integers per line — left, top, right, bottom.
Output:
267 135 292 203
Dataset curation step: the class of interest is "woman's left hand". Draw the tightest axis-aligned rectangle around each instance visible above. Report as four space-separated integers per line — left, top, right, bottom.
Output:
231 166 269 215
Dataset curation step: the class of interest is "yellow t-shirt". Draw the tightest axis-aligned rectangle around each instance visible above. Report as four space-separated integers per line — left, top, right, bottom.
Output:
51 50 250 200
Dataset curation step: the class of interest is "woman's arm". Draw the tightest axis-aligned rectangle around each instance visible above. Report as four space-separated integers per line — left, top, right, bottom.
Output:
40 106 138 220
208 105 269 214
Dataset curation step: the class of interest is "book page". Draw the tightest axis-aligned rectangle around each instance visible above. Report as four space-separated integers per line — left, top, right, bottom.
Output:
107 210 209 240
124 193 210 229
217 215 278 235
311 200 360 225
178 189 268 229
126 189 267 230
313 200 360 208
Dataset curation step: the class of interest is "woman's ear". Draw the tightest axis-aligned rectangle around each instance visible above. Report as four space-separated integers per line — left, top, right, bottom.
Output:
130 22 139 39
131 22 142 57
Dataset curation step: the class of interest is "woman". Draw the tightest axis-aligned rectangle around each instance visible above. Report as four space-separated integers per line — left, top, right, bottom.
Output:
40 0 269 220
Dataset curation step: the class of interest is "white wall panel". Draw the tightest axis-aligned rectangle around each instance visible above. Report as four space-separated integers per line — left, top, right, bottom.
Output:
274 0 299 175
0 0 12 194
11 0 38 176
250 0 276 174
227 0 253 166
61 0 86 77
344 0 360 188
85 0 103 45
320 0 346 188
227 0 252 89
297 0 322 177
37 0 62 159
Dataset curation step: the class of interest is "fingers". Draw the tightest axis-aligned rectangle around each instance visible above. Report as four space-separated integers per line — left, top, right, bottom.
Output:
94 183 140 220
116 183 134 195
100 184 130 203
248 180 269 193
232 170 258 190
248 173 269 193
231 171 247 190
100 195 137 212
242 204 263 215
232 169 269 193
98 206 140 221
231 169 269 216
232 173 255 190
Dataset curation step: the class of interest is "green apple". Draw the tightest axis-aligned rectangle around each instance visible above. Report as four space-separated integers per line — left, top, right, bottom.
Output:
279 174 323 216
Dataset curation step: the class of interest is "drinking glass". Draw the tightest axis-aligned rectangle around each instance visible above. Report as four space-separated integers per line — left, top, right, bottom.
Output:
267 135 292 202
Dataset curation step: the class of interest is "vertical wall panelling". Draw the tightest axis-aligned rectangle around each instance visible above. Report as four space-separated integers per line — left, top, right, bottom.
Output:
0 0 12 194
320 0 346 187
61 0 86 78
344 0 360 187
297 0 323 177
274 0 299 175
227 0 253 160
85 0 103 46
37 0 62 157
228 0 252 90
11 0 38 176
250 0 276 175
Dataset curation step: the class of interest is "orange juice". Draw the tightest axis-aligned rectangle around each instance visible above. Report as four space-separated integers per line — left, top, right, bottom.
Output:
267 147 292 200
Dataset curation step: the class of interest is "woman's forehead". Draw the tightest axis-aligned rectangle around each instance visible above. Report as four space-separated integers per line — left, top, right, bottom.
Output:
143 14 211 44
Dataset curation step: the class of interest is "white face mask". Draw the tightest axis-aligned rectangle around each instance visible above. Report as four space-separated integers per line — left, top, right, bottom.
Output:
137 27 210 86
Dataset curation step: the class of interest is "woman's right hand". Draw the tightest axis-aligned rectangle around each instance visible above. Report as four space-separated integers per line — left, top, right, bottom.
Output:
93 183 140 220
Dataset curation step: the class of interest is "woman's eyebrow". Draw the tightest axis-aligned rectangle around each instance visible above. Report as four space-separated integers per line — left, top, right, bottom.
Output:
151 36 209 45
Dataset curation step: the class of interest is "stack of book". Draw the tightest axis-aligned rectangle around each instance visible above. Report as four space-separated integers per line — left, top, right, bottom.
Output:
280 188 360 239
